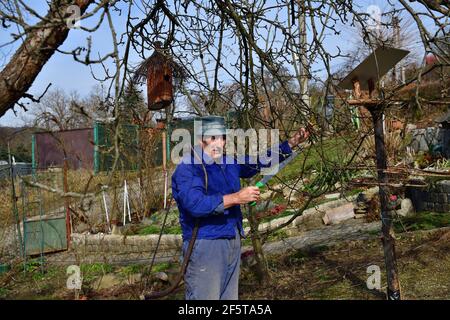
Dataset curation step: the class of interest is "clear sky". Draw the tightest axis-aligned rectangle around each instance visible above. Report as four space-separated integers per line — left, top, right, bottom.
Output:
0 0 435 127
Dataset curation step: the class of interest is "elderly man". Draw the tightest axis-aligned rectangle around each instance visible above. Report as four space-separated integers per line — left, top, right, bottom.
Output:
171 116 309 300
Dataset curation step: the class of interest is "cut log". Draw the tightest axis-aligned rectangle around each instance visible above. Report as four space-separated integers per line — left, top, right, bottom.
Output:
322 203 355 225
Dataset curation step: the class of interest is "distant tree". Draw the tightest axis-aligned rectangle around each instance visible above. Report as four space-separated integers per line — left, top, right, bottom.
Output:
0 126 33 162
25 86 110 131
27 88 80 131
120 82 149 125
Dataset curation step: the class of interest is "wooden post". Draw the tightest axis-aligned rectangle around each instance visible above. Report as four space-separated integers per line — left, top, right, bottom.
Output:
370 105 401 300
162 120 168 209
63 159 71 248
162 130 167 172
350 75 402 300
8 143 24 258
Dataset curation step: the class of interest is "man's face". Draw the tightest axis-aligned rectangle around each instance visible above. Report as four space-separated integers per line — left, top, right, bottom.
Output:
201 135 226 159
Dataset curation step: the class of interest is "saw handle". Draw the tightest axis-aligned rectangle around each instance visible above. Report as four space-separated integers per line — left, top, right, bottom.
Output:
249 181 265 206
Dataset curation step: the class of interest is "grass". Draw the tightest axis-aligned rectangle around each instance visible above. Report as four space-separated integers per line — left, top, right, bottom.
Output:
282 249 311 265
138 224 182 235
80 263 113 282
0 259 178 300
81 262 113 275
242 237 253 246
118 264 145 277
24 259 44 273
278 135 355 182
367 229 381 236
151 262 173 273
266 229 288 242
134 209 181 236
244 135 355 197
0 261 69 300
0 287 10 299
31 266 59 282
394 211 450 233
239 227 450 300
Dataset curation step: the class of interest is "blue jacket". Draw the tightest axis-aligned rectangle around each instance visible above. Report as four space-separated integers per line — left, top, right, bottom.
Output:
171 141 293 241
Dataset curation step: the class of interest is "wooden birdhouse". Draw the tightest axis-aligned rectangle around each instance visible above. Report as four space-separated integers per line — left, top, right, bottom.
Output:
146 42 173 110
133 42 186 111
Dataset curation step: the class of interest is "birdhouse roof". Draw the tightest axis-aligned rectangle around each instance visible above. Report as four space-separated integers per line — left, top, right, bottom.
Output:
133 45 187 84
338 46 409 90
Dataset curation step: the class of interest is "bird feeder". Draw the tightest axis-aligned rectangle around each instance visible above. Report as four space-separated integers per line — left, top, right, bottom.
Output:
338 46 410 300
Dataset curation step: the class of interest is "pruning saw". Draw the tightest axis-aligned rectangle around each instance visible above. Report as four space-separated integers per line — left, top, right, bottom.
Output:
249 146 304 206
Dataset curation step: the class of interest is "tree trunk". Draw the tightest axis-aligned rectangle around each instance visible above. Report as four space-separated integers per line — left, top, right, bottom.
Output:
247 205 271 285
0 0 95 117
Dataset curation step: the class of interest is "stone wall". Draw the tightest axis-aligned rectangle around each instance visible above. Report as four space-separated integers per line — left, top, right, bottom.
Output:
409 128 446 154
408 127 450 158
406 180 450 213
70 233 183 264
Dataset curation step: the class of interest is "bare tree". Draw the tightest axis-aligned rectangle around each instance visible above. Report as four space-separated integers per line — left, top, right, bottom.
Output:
23 86 109 131
0 0 106 116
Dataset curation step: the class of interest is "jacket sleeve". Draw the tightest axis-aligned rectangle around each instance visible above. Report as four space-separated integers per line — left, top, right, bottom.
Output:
172 164 224 218
238 140 293 178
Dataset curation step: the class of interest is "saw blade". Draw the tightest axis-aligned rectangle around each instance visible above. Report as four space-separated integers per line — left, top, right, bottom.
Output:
258 150 299 186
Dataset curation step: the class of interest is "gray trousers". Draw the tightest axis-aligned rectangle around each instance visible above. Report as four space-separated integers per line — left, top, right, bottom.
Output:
182 229 241 300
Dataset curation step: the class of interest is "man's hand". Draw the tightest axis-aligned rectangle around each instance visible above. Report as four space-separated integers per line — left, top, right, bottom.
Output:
288 127 310 148
224 187 261 208
236 187 261 203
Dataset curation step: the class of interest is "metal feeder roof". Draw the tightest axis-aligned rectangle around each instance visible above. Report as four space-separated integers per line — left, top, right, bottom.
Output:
338 46 410 90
